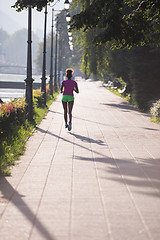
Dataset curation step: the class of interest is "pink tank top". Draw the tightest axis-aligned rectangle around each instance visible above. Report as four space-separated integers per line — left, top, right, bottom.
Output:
62 79 77 96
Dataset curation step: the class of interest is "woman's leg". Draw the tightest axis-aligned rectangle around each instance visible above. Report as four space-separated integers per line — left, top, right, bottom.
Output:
68 101 74 124
62 101 68 125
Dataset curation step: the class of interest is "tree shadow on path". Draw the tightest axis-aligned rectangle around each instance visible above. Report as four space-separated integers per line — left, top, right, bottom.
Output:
37 127 108 158
0 177 56 240
75 155 160 199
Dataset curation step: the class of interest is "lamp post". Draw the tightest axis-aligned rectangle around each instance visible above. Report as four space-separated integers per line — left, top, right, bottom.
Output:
58 26 63 87
69 36 73 41
49 0 70 93
66 13 71 22
54 28 58 92
68 32 72 37
49 8 54 96
41 5 48 106
25 6 34 121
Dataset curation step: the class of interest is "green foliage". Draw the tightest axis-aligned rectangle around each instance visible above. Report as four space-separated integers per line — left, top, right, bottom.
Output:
106 87 131 103
35 39 49 74
69 22 110 80
12 0 54 11
71 0 160 48
150 99 160 120
70 0 160 113
0 89 59 176
96 43 111 80
108 48 130 82
56 10 73 71
0 121 33 176
107 46 160 111
70 30 85 72
35 10 72 75
128 46 160 111
0 98 28 175
69 10 100 79
0 98 26 135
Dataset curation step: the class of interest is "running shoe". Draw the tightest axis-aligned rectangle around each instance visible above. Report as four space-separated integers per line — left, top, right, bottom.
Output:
68 122 72 131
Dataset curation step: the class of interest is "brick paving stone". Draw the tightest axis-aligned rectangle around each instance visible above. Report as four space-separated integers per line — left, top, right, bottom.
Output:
0 77 160 240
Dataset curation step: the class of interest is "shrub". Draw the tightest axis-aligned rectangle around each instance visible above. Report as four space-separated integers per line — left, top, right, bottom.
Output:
0 86 59 176
108 46 160 111
0 98 26 137
150 99 160 119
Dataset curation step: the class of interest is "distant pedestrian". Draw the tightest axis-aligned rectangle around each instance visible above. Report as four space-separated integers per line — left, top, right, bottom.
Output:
60 68 79 131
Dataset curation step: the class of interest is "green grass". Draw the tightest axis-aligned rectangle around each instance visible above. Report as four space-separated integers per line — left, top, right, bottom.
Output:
106 87 160 125
105 87 131 103
0 91 59 176
151 117 160 124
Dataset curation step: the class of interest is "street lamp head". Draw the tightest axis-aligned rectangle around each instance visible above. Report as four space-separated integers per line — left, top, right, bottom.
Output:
64 0 70 10
66 13 71 22
68 32 72 37
69 41 73 46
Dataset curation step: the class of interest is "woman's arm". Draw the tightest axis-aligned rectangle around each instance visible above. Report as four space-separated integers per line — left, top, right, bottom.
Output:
74 85 79 93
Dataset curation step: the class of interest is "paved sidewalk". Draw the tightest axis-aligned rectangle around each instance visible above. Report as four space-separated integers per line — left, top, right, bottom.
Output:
0 78 160 240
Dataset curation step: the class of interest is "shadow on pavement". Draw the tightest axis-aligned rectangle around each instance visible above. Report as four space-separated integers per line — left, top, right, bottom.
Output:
102 102 139 112
75 155 160 198
0 178 56 240
49 109 156 132
69 132 105 145
48 109 110 127
101 102 153 120
36 127 160 199
36 127 108 159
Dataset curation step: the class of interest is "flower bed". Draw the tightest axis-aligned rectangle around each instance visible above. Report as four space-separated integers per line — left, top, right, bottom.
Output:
0 85 58 176
0 98 26 136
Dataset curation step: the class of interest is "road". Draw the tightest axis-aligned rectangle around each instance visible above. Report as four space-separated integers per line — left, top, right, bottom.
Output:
0 88 25 103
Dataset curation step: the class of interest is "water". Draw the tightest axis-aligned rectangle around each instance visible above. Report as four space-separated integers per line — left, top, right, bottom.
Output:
0 73 48 103
0 73 42 83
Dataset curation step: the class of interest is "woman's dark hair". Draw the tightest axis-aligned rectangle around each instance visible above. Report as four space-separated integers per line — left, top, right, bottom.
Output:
66 68 74 79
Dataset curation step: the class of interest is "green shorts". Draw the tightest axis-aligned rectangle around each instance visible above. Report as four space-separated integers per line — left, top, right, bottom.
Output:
62 95 74 102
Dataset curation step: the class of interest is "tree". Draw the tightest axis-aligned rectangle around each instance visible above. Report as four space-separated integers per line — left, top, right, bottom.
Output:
35 33 53 74
127 46 160 111
107 45 160 111
12 0 54 11
35 10 72 75
0 29 9 63
70 0 110 80
69 0 160 111
0 29 9 45
56 10 72 73
3 29 39 67
70 0 160 48
5 29 27 65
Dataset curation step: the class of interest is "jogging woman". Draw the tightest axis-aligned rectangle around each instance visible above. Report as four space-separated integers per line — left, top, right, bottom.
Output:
60 68 79 131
